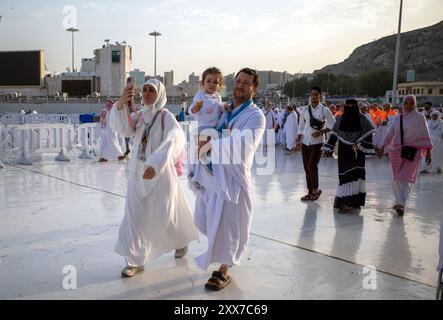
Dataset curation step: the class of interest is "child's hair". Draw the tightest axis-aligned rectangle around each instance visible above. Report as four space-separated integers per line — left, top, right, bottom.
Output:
201 67 223 86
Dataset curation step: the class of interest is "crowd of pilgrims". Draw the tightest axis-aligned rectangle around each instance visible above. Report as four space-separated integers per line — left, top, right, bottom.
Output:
258 95 442 215
93 66 442 290
261 99 442 165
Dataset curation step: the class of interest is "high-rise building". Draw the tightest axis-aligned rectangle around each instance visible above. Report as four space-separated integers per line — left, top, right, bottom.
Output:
94 43 132 96
129 69 146 88
81 58 96 73
189 72 200 85
223 73 235 95
257 70 288 91
164 71 174 88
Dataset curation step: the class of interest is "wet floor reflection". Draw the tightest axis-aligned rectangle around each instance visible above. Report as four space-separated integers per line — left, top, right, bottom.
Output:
250 147 441 286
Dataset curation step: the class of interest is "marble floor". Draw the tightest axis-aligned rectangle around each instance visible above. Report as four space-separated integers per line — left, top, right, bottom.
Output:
0 147 442 300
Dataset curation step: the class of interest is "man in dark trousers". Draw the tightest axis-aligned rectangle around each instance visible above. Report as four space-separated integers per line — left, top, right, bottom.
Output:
296 87 335 201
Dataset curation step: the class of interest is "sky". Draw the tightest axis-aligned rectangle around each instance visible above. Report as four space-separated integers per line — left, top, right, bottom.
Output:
0 0 442 84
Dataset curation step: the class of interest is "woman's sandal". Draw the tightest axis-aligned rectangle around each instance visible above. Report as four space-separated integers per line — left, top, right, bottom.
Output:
205 271 232 291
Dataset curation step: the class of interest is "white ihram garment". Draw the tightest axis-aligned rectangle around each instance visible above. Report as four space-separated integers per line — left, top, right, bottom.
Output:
192 103 265 270
110 79 198 267
100 110 123 160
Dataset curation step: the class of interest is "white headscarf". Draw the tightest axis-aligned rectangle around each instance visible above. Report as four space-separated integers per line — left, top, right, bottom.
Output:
430 109 440 118
141 79 167 122
430 109 441 127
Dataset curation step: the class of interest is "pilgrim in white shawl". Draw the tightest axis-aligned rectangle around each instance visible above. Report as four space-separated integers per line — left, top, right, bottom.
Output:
421 110 443 173
98 100 124 162
261 98 275 146
110 79 199 277
191 68 265 290
284 105 299 154
323 99 375 213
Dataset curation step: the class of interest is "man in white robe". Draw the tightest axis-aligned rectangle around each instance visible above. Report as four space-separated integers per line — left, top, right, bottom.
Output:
261 99 275 146
99 100 124 162
110 79 198 277
284 106 298 154
192 68 265 290
421 110 443 173
275 109 286 146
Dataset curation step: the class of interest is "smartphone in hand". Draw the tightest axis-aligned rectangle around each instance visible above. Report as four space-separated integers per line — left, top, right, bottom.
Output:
126 77 136 88
126 77 136 107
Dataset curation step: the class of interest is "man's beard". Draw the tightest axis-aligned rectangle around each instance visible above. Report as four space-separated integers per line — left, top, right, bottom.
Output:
234 90 250 103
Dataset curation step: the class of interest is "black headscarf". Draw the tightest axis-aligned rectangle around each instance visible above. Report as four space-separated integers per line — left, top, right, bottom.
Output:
338 99 362 132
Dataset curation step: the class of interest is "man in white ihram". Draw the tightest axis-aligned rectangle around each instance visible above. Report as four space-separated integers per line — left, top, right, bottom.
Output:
191 68 265 291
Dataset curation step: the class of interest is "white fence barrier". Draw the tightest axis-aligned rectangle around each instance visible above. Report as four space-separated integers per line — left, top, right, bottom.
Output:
0 123 103 165
77 123 102 159
0 113 81 125
0 121 192 166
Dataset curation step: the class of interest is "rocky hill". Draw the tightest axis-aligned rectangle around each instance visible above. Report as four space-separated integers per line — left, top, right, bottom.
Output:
316 20 443 81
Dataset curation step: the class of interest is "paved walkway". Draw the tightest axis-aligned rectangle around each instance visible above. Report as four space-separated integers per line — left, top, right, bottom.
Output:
0 148 441 299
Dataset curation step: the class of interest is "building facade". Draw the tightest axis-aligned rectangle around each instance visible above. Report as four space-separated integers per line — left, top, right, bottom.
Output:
129 69 146 89
164 71 174 88
95 43 132 97
398 81 443 106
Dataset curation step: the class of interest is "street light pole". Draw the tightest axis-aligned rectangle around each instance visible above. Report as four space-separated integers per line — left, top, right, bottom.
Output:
149 31 162 79
66 28 79 72
392 0 403 107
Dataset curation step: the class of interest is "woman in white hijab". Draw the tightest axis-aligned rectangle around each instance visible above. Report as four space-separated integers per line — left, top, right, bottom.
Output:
110 79 199 277
421 110 443 174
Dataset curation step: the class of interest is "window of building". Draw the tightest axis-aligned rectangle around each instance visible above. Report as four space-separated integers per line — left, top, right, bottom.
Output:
112 51 121 63
428 88 433 95
412 89 416 94
439 88 443 95
421 88 424 94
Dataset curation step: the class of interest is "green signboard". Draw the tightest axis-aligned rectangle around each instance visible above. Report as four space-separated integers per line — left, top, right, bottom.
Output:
112 51 121 63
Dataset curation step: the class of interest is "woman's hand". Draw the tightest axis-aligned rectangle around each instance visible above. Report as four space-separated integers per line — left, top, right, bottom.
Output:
143 166 156 180
425 150 432 166
117 83 136 110
376 147 384 158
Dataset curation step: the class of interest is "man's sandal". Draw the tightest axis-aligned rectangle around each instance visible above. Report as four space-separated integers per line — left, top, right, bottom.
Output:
300 194 313 202
310 190 322 201
205 271 232 291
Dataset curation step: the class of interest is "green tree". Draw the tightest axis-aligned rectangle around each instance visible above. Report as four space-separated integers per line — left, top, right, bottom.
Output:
283 77 310 98
357 69 406 97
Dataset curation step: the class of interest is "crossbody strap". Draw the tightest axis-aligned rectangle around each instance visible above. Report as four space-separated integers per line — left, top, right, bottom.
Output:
400 114 404 146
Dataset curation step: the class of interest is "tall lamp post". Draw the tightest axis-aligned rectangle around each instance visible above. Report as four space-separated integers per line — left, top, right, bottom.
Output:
392 0 403 107
149 31 162 79
66 27 80 72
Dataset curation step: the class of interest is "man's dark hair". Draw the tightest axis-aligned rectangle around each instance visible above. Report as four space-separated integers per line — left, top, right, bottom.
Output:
424 101 432 107
310 86 322 95
235 68 259 88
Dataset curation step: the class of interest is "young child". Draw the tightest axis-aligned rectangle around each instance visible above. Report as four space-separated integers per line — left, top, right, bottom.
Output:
188 67 229 183
189 67 227 128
